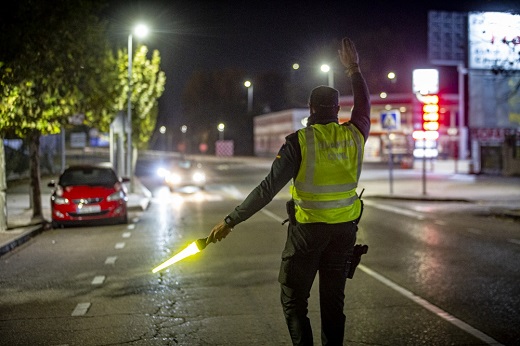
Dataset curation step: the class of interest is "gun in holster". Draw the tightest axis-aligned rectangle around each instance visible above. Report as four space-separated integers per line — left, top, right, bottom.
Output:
282 199 297 226
346 244 368 279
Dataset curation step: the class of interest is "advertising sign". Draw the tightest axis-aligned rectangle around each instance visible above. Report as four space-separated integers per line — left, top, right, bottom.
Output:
469 11 520 71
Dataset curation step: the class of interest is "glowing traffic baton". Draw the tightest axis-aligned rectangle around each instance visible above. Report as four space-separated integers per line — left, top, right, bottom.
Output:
152 238 209 273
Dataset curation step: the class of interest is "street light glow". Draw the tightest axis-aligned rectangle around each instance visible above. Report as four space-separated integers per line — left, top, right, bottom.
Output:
218 123 225 132
320 64 330 73
244 80 252 88
134 23 149 38
292 63 300 70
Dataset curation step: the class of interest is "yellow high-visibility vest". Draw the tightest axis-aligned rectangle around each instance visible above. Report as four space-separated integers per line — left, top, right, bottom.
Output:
290 122 364 224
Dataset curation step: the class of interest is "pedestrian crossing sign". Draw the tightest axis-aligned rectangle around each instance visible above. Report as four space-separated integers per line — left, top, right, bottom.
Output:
381 110 401 130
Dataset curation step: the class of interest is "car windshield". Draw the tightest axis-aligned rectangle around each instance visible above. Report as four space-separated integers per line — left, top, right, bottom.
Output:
59 167 119 187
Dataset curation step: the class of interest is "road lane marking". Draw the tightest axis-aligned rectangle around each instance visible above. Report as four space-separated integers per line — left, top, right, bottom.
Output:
467 228 482 235
363 200 426 220
127 224 136 230
115 242 125 249
358 264 503 346
105 256 117 265
71 302 91 316
122 232 132 238
223 186 245 199
91 276 106 285
261 209 286 224
508 238 520 245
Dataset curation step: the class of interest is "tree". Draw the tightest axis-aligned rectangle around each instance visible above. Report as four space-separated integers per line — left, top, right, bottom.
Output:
112 45 166 151
0 0 116 221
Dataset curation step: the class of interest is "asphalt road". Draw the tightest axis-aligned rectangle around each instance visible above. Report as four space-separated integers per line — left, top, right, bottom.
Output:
0 159 518 345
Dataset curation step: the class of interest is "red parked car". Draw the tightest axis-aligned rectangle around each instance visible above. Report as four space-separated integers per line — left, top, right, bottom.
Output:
48 165 129 228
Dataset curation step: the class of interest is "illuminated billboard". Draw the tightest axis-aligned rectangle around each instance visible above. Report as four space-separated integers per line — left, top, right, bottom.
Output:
468 11 520 71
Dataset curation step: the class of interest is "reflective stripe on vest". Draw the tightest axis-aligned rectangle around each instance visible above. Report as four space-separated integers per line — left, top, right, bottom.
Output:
291 122 364 223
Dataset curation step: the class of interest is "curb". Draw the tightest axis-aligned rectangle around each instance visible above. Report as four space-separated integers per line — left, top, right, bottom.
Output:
0 224 45 257
366 195 471 203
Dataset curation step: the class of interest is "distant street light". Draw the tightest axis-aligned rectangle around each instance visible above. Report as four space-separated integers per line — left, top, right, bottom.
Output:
320 64 334 88
127 23 149 183
387 71 396 83
217 123 225 140
244 80 253 113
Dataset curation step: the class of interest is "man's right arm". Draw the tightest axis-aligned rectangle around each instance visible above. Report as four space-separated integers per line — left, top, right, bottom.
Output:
349 72 371 141
338 37 371 141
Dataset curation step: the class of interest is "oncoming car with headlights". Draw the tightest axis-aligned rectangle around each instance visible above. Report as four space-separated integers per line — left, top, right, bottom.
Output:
48 165 129 227
157 160 206 191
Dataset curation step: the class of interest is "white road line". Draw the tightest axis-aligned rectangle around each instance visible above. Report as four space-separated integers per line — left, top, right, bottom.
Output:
122 232 132 238
105 256 117 265
358 264 503 345
508 238 520 245
71 302 91 316
467 228 483 235
115 242 125 249
363 200 426 220
91 276 106 285
223 186 245 199
261 209 286 224
127 224 136 230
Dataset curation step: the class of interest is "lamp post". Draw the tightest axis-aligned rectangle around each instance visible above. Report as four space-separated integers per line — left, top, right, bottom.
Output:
387 71 396 83
218 123 225 140
159 125 166 151
127 23 149 183
244 80 253 113
320 64 334 88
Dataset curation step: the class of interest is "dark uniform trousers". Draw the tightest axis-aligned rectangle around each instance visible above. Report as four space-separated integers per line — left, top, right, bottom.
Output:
279 221 358 346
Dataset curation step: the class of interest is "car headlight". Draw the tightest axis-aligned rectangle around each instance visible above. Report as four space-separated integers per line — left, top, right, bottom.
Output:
107 190 126 202
52 196 70 205
192 171 206 183
157 167 169 178
165 173 182 185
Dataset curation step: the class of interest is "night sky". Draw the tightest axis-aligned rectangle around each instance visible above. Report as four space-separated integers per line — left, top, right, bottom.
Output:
103 0 519 140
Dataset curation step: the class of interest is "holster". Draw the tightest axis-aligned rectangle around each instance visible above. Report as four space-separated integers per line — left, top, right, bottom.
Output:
282 199 297 226
346 244 368 279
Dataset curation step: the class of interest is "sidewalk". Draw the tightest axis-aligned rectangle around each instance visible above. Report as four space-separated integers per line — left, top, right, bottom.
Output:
0 178 152 257
359 159 520 221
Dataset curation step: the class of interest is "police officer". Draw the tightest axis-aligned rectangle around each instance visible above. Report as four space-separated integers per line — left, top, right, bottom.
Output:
207 37 371 346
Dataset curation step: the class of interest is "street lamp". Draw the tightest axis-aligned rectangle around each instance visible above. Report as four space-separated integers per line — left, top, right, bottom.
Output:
127 23 149 182
387 71 397 83
217 123 225 140
244 80 253 113
320 64 334 88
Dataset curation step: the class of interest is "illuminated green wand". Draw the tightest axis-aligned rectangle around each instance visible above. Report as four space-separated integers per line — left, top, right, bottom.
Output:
152 238 209 273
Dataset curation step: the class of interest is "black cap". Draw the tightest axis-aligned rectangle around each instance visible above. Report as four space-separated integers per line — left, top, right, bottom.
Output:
309 86 339 107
